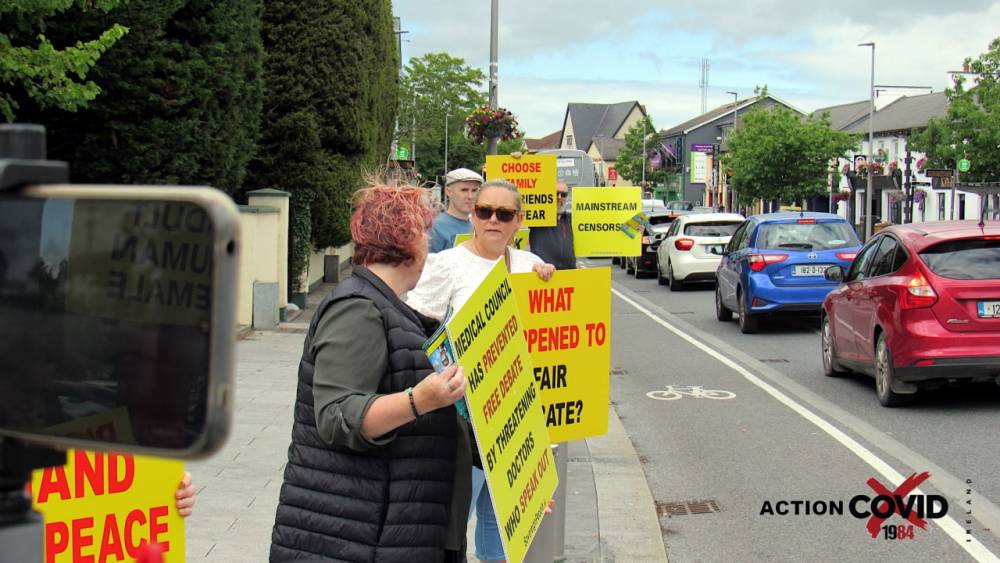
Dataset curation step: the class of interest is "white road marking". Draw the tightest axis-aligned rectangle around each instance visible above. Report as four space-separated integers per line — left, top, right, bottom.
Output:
612 286 1000 562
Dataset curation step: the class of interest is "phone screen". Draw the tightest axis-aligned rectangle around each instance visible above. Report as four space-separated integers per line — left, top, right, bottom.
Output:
0 195 215 450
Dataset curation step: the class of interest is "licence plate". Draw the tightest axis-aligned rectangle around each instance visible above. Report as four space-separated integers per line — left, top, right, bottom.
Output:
793 264 829 276
977 301 1000 318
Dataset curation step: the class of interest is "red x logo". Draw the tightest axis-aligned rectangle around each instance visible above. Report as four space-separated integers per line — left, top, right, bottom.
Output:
865 472 931 538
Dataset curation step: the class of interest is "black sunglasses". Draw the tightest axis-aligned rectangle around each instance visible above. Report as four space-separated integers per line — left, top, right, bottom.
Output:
474 205 517 223
557 192 568 198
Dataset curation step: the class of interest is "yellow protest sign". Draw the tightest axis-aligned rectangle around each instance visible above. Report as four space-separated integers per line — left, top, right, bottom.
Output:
486 154 557 227
66 200 214 327
31 450 186 562
446 260 557 563
454 228 530 251
570 187 642 257
510 268 610 442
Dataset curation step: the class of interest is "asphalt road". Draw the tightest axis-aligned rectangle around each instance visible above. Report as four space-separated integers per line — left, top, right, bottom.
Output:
582 257 1000 563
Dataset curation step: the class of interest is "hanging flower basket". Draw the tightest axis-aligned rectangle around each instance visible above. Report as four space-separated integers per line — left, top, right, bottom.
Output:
913 189 927 204
465 106 523 145
869 161 885 176
832 190 852 202
888 160 898 173
915 157 927 171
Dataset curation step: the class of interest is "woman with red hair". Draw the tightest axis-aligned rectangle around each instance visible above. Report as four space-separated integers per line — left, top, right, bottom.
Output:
271 184 473 562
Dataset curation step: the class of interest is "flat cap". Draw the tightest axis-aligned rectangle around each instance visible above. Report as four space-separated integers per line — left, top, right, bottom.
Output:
444 167 484 186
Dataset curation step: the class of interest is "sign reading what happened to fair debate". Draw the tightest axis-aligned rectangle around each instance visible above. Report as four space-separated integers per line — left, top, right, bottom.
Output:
510 268 610 442
445 260 557 563
571 187 642 257
31 450 186 562
486 154 557 227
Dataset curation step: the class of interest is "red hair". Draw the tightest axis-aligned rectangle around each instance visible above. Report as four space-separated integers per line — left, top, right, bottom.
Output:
352 184 433 267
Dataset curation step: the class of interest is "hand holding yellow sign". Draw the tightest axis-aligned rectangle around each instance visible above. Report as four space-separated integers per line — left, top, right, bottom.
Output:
486 155 557 227
511 268 611 442
31 450 186 562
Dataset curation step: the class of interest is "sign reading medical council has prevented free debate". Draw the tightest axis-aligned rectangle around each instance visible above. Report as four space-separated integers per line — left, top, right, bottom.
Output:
485 154 557 227
445 259 557 563
571 187 642 257
31 449 186 562
510 268 610 443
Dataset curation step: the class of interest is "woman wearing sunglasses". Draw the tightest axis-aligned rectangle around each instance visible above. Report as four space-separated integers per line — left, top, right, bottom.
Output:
407 179 554 562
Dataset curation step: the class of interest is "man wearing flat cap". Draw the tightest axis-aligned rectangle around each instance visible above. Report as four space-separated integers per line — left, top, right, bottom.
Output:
428 167 484 253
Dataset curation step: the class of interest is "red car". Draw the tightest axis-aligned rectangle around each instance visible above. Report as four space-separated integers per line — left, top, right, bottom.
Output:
821 221 1000 406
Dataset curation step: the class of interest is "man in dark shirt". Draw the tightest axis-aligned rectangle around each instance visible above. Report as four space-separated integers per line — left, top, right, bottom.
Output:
528 181 576 270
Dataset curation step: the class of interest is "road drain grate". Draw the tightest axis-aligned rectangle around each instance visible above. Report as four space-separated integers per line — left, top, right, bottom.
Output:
656 499 722 517
758 358 789 363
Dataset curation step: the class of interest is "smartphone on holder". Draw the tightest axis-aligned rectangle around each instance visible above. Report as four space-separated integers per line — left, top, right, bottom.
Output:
0 184 240 460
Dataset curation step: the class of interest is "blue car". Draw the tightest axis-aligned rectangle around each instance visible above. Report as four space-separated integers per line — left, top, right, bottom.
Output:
715 212 861 333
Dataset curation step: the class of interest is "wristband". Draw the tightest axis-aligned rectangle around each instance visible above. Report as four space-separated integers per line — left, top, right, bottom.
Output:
406 387 420 418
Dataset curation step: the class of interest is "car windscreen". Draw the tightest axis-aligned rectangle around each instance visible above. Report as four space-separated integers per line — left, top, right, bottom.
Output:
755 221 859 250
684 221 742 237
919 238 1000 280
647 214 674 226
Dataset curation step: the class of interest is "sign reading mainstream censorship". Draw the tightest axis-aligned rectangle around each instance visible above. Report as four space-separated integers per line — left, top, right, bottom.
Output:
570 187 642 258
510 268 611 442
486 154 558 227
445 260 557 563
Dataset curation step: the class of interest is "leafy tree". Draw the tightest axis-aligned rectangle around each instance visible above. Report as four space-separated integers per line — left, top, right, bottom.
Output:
909 36 1000 182
727 101 857 205
0 0 128 122
615 114 668 187
12 0 264 196
397 52 522 183
247 0 398 293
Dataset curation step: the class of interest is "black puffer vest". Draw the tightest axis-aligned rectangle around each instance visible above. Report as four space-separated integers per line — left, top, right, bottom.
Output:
270 267 459 562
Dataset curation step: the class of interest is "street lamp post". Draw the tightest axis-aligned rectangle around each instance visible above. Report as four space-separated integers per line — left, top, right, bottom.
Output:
859 42 875 241
487 0 499 155
726 91 738 212
444 107 450 176
641 118 647 187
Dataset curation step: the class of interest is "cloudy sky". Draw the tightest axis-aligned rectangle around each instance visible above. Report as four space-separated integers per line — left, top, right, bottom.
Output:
391 1 999 137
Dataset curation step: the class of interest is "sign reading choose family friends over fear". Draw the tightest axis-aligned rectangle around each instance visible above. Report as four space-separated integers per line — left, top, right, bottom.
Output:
443 260 557 563
510 268 611 442
31 449 186 563
570 187 643 257
485 154 557 227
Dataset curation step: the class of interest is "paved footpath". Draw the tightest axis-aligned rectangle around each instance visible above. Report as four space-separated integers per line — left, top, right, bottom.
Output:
186 284 667 562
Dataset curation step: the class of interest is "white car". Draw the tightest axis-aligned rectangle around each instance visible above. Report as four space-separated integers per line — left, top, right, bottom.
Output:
656 213 745 290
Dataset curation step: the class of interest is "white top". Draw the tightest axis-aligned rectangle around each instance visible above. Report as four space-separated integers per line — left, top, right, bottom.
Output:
406 244 543 320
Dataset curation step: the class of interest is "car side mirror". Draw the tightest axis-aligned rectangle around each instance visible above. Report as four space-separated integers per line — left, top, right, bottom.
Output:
824 265 845 283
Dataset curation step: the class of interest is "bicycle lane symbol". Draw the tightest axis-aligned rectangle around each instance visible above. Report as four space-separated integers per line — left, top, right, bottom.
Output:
646 385 736 401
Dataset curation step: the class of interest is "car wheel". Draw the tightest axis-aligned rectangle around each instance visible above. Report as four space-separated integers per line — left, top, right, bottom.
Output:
625 258 635 275
875 333 914 407
612 257 620 266
821 315 849 377
656 258 667 285
715 282 732 322
667 261 683 291
737 289 759 334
